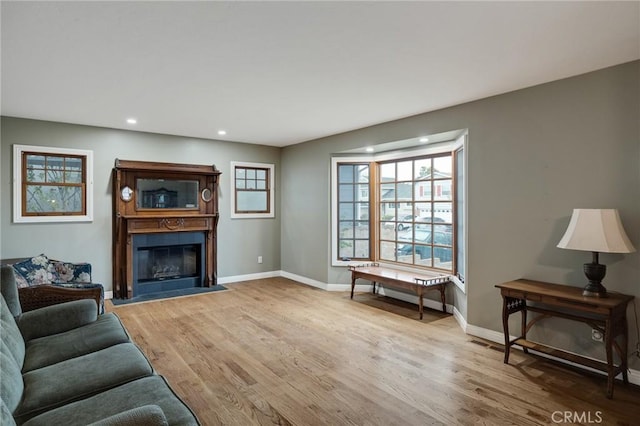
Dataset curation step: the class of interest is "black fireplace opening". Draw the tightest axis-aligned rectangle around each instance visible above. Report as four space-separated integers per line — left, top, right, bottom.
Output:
132 232 205 297
137 244 198 281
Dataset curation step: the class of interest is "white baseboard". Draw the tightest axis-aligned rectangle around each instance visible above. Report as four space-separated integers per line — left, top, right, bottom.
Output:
280 271 328 290
218 270 281 285
452 305 467 330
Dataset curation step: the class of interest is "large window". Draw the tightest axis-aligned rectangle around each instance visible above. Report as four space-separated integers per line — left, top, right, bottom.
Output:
331 133 466 288
379 154 453 270
13 145 93 223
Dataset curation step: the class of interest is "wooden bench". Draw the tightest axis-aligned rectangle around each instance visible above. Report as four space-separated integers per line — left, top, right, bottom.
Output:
349 263 450 319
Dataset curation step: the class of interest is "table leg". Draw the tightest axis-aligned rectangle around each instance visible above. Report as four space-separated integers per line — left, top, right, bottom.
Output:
372 281 377 294
605 319 614 399
521 305 529 355
502 296 511 364
439 285 446 313
418 289 424 320
622 316 629 384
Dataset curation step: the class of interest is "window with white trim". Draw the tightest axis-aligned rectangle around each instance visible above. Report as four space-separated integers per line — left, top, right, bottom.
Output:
337 163 371 260
230 161 275 218
13 145 94 223
331 133 466 289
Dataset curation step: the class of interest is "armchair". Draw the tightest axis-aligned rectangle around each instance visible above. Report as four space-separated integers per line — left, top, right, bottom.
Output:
6 254 104 313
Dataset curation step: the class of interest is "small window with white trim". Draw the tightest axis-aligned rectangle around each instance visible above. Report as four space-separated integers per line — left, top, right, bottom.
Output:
230 161 275 218
13 144 94 223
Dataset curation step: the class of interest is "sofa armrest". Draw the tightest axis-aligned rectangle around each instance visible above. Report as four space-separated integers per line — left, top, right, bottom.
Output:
87 405 168 426
17 299 98 341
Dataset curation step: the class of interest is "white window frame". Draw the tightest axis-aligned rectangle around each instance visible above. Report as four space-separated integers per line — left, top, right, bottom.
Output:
13 144 94 223
451 133 467 293
331 156 373 266
230 161 275 219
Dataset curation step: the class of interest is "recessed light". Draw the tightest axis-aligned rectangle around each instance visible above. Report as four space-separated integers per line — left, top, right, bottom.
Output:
419 137 429 143
217 130 227 136
126 118 137 125
365 147 374 152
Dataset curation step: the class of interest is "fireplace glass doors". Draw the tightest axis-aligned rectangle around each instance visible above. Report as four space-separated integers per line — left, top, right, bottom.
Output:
132 232 205 297
137 245 198 282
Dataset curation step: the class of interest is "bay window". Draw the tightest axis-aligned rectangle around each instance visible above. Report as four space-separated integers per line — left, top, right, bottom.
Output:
331 132 466 289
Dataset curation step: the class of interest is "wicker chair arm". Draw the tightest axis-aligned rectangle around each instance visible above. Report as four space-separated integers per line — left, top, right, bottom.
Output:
18 284 102 313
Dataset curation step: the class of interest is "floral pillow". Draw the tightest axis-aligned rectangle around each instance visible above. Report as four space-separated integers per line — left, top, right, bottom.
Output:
12 255 93 288
12 254 58 288
51 261 92 283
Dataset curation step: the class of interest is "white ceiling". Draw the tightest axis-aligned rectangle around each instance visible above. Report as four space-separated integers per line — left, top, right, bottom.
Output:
2 1 639 147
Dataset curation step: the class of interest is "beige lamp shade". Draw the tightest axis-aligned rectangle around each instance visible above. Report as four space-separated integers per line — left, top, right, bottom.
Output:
557 209 636 253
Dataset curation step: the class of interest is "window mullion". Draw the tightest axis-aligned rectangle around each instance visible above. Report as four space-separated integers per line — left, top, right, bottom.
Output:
369 162 378 261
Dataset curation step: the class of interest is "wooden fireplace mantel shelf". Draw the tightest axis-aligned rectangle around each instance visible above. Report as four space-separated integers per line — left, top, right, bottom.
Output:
124 216 217 235
112 159 221 299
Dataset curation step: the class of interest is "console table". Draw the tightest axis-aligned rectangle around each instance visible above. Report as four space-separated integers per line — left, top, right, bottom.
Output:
350 263 449 319
496 279 634 398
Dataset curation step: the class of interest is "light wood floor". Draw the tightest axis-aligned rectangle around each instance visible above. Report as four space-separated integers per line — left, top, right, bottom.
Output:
108 278 640 426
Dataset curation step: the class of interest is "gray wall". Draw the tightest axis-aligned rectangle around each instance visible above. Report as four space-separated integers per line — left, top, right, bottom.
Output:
0 118 281 292
281 61 640 367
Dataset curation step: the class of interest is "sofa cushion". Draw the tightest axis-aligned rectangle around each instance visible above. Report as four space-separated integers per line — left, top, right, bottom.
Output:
87 405 169 426
0 295 25 369
1 265 22 316
15 343 154 424
0 396 18 426
17 299 98 342
0 349 23 415
23 313 131 372
22 376 199 426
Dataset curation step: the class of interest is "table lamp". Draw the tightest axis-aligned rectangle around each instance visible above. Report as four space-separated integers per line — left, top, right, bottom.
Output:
557 209 635 297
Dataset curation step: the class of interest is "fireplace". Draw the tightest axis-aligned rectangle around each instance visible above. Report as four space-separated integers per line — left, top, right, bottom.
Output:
132 232 205 297
112 160 221 299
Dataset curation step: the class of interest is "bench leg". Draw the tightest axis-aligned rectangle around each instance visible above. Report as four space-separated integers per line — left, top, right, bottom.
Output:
350 275 356 299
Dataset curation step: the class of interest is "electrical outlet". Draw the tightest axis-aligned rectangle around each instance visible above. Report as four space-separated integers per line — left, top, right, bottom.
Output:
258 256 263 264
591 329 603 342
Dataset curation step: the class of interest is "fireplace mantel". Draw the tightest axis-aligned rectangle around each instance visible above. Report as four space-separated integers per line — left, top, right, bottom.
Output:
112 159 221 299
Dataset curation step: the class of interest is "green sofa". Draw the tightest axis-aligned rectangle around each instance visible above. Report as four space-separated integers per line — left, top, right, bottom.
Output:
0 266 199 425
